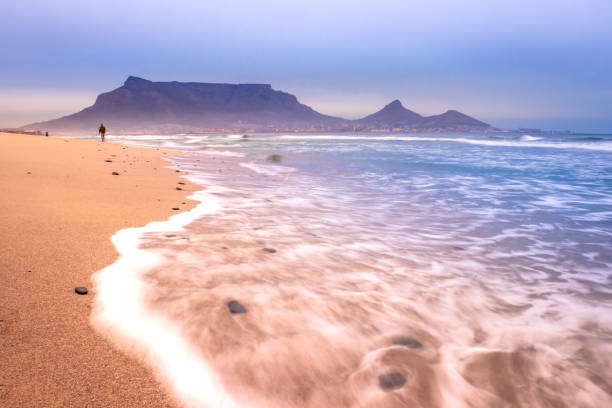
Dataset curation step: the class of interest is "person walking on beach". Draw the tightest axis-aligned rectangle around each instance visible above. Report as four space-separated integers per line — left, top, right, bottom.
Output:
99 123 106 142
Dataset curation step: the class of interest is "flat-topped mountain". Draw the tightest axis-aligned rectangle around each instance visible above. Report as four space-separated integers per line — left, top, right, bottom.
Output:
25 76 345 133
23 77 493 134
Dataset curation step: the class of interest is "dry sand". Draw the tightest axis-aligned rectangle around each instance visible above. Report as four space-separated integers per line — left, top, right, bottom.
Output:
0 132 197 407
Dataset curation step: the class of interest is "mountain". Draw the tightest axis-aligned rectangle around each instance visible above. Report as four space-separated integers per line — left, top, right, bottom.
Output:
354 100 423 128
418 109 490 130
353 101 491 131
22 77 493 134
24 76 347 133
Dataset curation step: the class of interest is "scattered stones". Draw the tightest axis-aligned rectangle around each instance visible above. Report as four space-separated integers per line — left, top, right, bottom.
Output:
227 300 247 314
172 207 180 210
266 154 282 163
263 248 277 253
378 372 406 390
176 187 183 190
105 159 112 163
74 286 88 295
111 172 119 175
393 336 423 349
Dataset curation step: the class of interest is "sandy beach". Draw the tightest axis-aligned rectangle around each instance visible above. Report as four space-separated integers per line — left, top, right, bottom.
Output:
0 132 196 407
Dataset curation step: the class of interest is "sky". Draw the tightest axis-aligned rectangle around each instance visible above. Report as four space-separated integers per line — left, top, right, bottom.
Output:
1 0 611 132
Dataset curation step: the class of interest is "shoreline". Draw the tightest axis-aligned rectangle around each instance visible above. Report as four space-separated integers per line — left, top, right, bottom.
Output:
0 132 197 407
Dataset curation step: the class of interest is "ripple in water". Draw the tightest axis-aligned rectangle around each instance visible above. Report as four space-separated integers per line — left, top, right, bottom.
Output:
92 134 612 407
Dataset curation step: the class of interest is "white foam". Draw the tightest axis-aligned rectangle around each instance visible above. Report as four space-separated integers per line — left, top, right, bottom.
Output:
198 149 246 157
91 189 249 408
239 161 296 176
519 135 543 141
278 134 612 151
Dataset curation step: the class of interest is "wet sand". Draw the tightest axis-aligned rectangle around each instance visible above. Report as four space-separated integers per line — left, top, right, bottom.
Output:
0 132 196 407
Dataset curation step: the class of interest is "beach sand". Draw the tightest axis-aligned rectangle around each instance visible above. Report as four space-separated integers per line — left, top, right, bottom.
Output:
0 132 196 407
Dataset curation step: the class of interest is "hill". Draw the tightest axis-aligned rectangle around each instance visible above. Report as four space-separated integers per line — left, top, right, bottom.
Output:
23 77 493 134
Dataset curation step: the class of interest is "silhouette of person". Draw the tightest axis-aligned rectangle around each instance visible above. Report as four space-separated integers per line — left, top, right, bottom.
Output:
99 123 106 142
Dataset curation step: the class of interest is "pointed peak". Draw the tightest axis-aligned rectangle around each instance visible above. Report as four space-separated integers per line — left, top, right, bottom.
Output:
124 76 152 87
385 99 404 108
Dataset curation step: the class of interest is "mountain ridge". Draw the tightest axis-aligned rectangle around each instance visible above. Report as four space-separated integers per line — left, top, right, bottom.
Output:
23 77 493 134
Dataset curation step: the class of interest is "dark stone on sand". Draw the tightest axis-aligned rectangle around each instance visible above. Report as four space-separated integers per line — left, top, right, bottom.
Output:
172 207 180 210
393 336 423 349
266 154 282 163
27 171 31 174
178 182 185 185
105 159 112 162
227 300 247 314
176 187 183 190
74 286 88 295
175 169 180 172
379 372 406 390
263 248 276 253
112 172 119 175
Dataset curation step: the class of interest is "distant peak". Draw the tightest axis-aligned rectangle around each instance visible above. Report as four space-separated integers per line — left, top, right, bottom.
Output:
385 99 403 108
124 76 152 86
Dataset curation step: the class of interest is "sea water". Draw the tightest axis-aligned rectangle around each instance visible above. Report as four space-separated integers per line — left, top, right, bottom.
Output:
90 132 612 407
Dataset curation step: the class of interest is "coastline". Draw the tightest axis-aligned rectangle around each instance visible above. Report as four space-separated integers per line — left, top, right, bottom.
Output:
0 132 196 407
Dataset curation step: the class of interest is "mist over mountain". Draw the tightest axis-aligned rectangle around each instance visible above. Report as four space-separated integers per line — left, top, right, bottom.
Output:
23 77 493 134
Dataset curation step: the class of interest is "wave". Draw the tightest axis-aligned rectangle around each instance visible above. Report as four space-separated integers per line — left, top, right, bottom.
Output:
519 135 543 141
239 161 296 176
278 135 612 152
91 186 248 408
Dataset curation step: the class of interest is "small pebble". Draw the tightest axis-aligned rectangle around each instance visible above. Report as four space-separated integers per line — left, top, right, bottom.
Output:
263 248 277 253
111 172 119 175
379 372 406 390
172 207 180 210
227 300 247 314
105 159 112 162
74 286 88 295
27 171 31 174
178 182 185 185
176 187 183 190
393 336 423 349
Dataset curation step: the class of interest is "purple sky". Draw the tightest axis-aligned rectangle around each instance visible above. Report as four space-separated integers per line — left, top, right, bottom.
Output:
1 0 611 132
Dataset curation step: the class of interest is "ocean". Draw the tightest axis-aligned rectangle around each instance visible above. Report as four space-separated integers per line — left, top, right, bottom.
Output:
88 132 612 407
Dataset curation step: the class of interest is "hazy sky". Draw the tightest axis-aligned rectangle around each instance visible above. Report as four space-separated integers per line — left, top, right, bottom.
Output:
1 0 611 132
